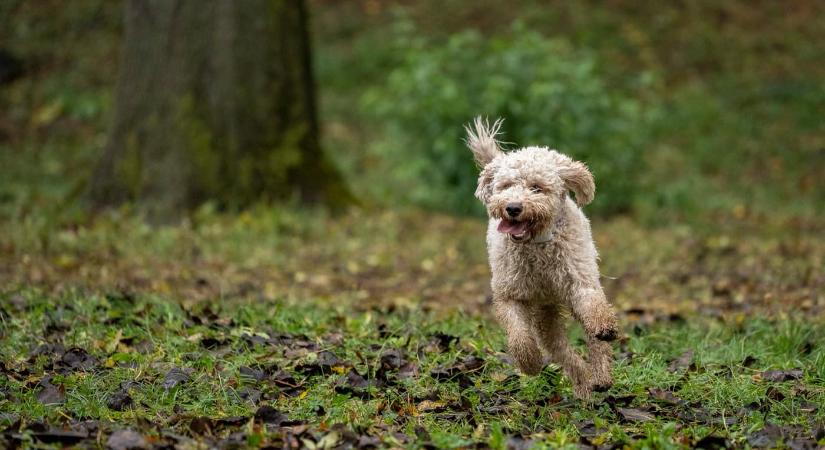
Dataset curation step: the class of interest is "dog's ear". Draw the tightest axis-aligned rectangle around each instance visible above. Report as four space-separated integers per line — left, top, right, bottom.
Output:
465 116 503 167
474 162 497 203
556 155 595 206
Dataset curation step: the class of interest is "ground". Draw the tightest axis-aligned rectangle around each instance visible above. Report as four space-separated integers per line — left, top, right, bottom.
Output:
1 209 823 449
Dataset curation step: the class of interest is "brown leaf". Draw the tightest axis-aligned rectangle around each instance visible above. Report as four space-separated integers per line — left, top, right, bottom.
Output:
648 388 683 405
617 407 655 422
25 424 87 446
107 385 133 411
415 400 447 413
254 405 286 425
693 435 730 449
765 386 785 401
397 361 419 379
36 376 64 405
58 348 99 372
379 349 406 370
761 369 803 382
239 366 266 382
162 367 192 390
667 350 693 373
107 429 148 450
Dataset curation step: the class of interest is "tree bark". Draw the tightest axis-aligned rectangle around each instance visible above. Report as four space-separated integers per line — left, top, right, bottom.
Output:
89 0 350 221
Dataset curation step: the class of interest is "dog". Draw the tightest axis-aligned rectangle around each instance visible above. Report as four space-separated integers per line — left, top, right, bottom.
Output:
466 117 618 399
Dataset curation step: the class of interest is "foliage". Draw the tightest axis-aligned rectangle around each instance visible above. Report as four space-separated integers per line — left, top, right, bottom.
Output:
360 23 655 215
313 1 824 224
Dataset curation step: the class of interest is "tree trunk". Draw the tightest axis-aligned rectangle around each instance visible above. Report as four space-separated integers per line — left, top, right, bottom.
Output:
89 0 350 221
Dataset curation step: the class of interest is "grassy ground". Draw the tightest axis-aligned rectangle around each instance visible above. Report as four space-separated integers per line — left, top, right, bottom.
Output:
1 284 823 448
1 209 823 448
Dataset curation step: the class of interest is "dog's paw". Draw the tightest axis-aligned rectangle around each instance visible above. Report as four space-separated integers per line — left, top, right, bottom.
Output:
593 382 612 393
572 382 593 400
591 374 613 392
595 327 618 342
589 367 613 393
579 303 619 342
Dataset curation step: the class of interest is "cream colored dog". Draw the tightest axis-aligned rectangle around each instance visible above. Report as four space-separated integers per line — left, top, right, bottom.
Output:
466 117 618 399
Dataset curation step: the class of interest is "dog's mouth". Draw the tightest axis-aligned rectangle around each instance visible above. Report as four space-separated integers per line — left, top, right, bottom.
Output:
497 219 531 242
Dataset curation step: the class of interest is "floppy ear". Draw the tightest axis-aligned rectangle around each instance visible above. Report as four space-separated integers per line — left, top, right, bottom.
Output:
474 163 497 203
557 157 595 206
465 116 503 167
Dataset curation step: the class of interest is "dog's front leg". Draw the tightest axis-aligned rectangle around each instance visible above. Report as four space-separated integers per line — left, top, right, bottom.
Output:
569 287 617 390
570 287 618 342
493 298 543 375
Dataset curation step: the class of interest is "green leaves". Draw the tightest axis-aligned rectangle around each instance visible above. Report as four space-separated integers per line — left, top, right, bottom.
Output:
362 23 655 215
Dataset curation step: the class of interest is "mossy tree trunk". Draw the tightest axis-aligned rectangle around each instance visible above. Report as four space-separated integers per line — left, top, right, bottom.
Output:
89 0 350 221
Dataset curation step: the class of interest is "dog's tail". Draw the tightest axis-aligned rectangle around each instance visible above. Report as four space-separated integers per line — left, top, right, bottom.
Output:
464 116 503 167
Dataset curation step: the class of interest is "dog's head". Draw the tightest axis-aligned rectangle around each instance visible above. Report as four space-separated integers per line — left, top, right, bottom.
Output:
465 117 595 243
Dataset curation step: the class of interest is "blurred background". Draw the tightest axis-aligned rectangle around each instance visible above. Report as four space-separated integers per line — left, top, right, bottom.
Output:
0 0 822 312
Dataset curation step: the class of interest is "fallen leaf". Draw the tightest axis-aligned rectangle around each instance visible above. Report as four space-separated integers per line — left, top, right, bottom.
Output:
254 405 286 425
765 386 785 401
761 369 803 382
693 435 730 449
506 435 535 450
26 425 87 445
617 407 654 422
416 400 447 412
200 337 229 350
334 369 373 399
576 419 607 438
741 355 758 367
107 429 148 450
295 351 350 375
239 366 266 382
237 387 261 404
667 350 693 373
397 361 419 379
107 385 133 411
59 347 99 372
36 376 65 405
162 367 192 390
747 424 783 448
648 388 683 405
379 349 405 370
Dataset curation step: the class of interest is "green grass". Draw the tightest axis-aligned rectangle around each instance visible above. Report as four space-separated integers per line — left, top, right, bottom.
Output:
1 290 823 448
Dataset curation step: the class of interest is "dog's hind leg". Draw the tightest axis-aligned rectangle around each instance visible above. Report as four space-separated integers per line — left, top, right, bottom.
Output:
532 304 592 399
494 299 543 376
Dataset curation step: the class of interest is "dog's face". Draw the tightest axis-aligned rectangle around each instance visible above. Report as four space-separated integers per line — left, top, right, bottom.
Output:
465 118 594 243
479 149 568 241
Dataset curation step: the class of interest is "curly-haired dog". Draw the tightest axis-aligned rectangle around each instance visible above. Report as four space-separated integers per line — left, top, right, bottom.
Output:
466 117 618 399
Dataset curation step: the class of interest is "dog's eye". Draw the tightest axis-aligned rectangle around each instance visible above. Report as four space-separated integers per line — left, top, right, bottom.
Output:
530 185 543 193
499 182 513 190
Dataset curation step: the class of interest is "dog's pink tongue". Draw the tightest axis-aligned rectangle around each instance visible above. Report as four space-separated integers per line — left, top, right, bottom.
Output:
497 219 529 235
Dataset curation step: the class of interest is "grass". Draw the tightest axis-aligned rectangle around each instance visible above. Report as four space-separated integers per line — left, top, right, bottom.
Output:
1 289 823 448
0 207 823 448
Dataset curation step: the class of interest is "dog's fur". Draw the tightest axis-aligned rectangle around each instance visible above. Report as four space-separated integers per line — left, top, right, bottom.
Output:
466 117 618 399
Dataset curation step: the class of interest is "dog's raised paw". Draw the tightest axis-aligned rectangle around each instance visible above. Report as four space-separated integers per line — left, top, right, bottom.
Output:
595 327 618 341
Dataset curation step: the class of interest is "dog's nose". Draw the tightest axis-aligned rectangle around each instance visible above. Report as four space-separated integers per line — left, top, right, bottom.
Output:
505 203 523 218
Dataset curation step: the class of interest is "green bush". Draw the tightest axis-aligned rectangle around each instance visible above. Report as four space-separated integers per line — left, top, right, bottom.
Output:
361 23 656 216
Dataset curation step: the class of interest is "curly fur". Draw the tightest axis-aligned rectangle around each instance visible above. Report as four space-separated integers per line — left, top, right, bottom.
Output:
467 117 618 399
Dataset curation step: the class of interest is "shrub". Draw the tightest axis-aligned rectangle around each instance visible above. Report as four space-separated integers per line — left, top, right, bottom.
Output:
361 23 656 216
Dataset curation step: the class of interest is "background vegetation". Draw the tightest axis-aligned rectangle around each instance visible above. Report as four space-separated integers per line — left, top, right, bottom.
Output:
1 0 823 225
